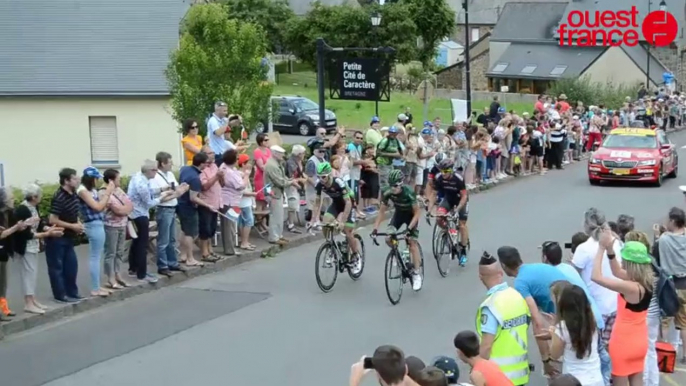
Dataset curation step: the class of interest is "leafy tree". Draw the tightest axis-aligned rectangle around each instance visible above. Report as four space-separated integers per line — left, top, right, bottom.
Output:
403 0 455 69
284 2 417 70
167 3 272 139
218 0 295 53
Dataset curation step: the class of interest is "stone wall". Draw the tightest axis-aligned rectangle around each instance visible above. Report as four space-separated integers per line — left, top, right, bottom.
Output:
466 51 490 91
436 65 462 89
452 25 493 47
434 89 538 104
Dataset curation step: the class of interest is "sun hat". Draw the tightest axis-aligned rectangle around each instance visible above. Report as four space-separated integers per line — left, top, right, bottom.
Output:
621 241 652 264
270 145 285 153
83 166 103 179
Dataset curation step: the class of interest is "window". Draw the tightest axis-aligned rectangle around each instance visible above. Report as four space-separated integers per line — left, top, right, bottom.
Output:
491 63 508 73
550 65 568 76
521 65 537 74
89 116 119 164
471 27 480 42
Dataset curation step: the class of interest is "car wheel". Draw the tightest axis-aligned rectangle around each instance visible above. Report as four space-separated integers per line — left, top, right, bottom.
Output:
668 159 678 178
298 122 313 136
654 166 663 187
255 121 266 134
589 178 600 186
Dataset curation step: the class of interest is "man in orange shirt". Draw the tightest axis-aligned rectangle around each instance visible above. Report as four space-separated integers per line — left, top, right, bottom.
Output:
454 330 514 386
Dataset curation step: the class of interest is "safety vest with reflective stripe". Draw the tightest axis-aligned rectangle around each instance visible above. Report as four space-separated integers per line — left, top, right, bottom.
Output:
476 286 531 386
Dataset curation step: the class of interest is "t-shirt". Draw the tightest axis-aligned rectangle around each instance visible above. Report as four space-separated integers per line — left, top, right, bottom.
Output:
472 359 514 386
571 238 623 316
514 263 568 314
555 321 604 386
151 170 179 207
376 137 401 166
365 128 383 148
347 143 363 180
555 263 605 329
178 165 202 209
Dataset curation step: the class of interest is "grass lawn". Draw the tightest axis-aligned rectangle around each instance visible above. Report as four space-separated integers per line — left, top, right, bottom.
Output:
274 72 532 129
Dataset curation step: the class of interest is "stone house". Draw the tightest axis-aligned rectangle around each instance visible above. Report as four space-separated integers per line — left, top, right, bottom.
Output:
435 32 491 91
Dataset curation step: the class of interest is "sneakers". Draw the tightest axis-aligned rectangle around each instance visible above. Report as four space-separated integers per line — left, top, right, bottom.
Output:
0 298 15 317
24 304 45 315
139 274 159 284
350 253 363 275
412 272 423 291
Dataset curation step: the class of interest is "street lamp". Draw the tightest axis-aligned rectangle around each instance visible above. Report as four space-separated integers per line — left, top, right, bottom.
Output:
371 12 381 27
371 11 381 115
647 1 668 87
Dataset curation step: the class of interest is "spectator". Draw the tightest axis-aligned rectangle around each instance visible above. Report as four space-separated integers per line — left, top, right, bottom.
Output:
616 214 635 243
237 154 256 250
497 246 568 378
13 184 63 314
347 131 366 215
253 133 272 230
571 208 622 384
285 144 306 233
416 366 448 386
181 118 202 166
365 116 383 148
545 283 604 386
308 126 343 160
46 168 84 303
359 146 379 213
550 374 582 386
264 145 303 245
77 166 114 297
404 107 413 125
488 96 500 121
540 241 604 330
657 206 686 360
198 146 225 261
476 107 489 126
178 152 216 266
128 160 182 283
219 149 243 254
404 130 421 187
207 101 231 166
454 330 514 385
151 152 186 275
348 345 416 386
304 143 327 222
101 169 133 290
405 356 426 383
0 188 33 318
376 126 403 193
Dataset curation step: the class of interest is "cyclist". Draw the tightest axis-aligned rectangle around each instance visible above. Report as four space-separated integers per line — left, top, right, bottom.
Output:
372 169 423 291
309 161 362 273
427 158 469 266
423 152 446 208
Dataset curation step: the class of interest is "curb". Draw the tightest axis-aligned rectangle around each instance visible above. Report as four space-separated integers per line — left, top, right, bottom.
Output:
3 127 684 339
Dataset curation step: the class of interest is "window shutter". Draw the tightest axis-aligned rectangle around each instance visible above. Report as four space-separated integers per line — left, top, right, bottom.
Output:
89 116 119 164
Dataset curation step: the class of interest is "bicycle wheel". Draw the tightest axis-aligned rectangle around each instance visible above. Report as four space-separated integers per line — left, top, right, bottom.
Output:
347 234 366 280
431 221 441 259
435 231 451 277
384 249 404 305
315 242 338 293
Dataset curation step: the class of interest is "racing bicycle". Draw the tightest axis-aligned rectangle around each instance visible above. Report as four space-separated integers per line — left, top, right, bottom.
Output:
371 229 424 305
427 210 468 277
314 223 366 293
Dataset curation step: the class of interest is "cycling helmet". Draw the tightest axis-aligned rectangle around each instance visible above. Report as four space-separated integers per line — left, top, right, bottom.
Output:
438 158 454 170
434 152 446 164
388 169 404 186
316 162 332 176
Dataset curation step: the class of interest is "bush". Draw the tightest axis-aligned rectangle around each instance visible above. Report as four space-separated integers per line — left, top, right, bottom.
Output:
548 76 640 110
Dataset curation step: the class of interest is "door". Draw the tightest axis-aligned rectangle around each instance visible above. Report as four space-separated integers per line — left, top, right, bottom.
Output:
657 130 674 172
278 100 298 132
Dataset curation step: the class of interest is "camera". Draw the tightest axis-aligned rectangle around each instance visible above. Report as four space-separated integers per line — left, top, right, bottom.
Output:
363 357 374 369
564 242 572 249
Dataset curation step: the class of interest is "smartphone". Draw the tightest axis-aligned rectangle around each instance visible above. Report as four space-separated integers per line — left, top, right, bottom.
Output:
564 242 573 249
363 357 374 369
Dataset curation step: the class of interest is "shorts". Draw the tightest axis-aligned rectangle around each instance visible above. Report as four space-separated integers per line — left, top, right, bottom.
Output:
238 206 255 228
389 210 419 238
323 203 356 228
286 186 300 212
530 146 543 157
198 206 218 240
414 164 424 186
178 206 199 238
378 164 392 191
404 163 418 185
438 198 469 221
670 288 686 329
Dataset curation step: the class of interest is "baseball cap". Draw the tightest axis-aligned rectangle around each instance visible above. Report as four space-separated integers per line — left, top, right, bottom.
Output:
371 116 380 123
270 145 285 153
388 126 399 133
423 120 432 127
83 166 103 179
237 153 250 166
431 356 459 384
421 128 432 135
397 113 408 121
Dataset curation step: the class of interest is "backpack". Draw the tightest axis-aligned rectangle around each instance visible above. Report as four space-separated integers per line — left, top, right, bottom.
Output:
652 260 680 317
376 137 399 158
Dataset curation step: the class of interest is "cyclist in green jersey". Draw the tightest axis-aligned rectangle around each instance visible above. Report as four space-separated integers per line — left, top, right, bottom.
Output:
309 162 362 273
372 169 423 290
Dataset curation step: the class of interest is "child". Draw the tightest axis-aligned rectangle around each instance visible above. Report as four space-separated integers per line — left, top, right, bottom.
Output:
454 330 514 385
359 146 379 213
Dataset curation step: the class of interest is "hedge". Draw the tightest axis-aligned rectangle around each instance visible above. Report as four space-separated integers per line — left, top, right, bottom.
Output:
547 76 641 110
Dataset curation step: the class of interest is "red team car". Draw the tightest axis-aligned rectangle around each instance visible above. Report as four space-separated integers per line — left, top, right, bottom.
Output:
588 128 678 186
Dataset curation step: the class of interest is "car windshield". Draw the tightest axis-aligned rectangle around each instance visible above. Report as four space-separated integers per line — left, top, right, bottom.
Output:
292 99 318 111
602 134 657 149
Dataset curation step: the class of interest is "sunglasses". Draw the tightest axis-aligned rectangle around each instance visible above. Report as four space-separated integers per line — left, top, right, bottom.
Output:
440 169 453 173
191 125 199 129
355 136 363 140
392 182 403 188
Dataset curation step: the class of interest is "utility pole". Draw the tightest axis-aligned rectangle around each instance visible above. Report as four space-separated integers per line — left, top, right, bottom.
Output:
463 0 472 117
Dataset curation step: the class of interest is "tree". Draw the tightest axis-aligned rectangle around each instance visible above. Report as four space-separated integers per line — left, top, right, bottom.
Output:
283 2 417 70
403 0 455 69
218 0 295 53
167 4 273 139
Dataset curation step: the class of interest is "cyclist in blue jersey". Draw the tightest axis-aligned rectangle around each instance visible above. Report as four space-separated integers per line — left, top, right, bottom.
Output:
427 158 470 265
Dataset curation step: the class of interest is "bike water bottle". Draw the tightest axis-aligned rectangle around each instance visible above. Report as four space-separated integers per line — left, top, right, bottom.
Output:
340 240 348 259
401 248 412 270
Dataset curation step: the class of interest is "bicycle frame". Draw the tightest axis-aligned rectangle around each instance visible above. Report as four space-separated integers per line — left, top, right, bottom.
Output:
372 231 414 276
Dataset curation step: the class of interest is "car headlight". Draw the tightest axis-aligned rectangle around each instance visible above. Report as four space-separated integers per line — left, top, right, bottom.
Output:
307 114 319 121
638 159 657 166
590 158 601 164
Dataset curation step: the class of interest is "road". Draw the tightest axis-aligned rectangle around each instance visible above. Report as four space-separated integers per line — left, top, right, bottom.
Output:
2 130 686 386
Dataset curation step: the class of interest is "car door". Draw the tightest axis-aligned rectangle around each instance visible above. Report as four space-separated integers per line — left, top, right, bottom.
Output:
657 130 675 171
278 100 298 133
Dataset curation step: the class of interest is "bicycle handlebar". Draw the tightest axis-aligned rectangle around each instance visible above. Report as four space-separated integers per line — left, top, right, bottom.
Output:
370 230 409 246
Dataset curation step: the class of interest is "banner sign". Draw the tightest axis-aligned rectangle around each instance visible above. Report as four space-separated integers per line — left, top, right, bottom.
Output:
336 58 380 101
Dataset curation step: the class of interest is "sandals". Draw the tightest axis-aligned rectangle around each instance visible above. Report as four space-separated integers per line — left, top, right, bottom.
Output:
91 290 110 298
201 255 221 263
186 259 206 266
239 245 256 251
106 282 124 290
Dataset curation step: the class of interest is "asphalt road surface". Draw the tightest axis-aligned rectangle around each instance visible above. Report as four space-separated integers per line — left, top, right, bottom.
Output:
3 131 686 386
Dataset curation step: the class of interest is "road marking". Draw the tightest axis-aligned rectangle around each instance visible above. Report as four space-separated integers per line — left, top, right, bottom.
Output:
661 373 680 386
674 367 686 372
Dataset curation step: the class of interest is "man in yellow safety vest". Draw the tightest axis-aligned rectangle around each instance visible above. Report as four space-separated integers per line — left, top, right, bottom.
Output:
475 252 531 386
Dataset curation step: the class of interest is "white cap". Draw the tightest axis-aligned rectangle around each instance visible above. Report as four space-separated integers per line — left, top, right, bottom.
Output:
270 145 285 153
381 126 390 132
397 113 408 121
